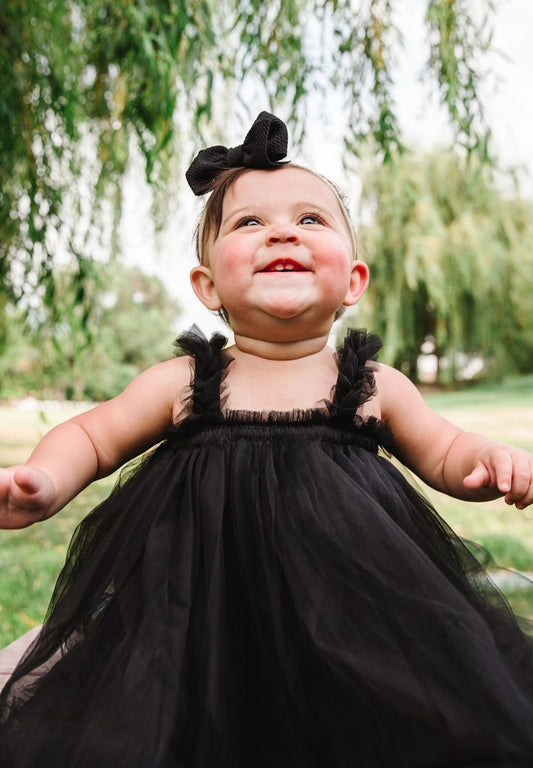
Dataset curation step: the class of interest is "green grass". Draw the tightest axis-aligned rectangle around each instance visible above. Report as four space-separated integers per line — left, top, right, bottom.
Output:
419 375 533 573
1 377 532 647
0 403 116 646
417 374 533 620
0 483 113 644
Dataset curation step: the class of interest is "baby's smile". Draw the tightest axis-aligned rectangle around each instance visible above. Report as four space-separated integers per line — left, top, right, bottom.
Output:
260 258 309 272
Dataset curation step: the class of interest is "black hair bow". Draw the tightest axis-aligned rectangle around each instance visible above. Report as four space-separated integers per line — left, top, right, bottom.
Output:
186 111 289 195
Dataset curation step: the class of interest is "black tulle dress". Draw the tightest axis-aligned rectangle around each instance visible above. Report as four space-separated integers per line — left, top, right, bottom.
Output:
1 330 533 768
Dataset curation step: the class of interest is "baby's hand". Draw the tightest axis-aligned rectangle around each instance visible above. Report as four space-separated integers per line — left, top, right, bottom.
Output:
0 466 56 529
463 444 533 509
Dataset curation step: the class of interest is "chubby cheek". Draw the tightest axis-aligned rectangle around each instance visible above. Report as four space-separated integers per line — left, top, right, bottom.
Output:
212 233 255 272
211 256 252 305
319 250 354 298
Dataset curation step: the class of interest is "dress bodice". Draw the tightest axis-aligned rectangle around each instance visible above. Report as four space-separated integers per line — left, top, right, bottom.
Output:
171 328 394 452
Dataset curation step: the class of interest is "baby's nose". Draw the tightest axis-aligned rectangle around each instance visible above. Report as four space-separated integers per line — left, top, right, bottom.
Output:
266 225 300 245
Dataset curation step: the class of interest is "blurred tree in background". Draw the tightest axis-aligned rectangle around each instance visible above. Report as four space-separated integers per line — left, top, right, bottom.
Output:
0 263 181 399
352 150 533 383
1 0 495 353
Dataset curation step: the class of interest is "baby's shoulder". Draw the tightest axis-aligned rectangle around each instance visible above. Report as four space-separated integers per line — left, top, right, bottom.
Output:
139 353 192 390
372 362 432 428
373 363 417 400
360 363 395 418
119 354 195 428
118 355 192 415
152 353 192 393
158 354 196 423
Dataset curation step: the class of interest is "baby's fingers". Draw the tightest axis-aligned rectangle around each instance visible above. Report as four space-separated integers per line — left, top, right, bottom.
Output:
506 453 533 509
487 448 516 496
463 463 492 491
0 467 55 527
463 449 514 494
463 446 533 508
11 466 54 511
0 467 43 528
12 466 43 497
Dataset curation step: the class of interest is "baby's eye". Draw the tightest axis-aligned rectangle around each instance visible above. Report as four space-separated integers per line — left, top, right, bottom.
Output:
299 213 324 225
236 216 262 228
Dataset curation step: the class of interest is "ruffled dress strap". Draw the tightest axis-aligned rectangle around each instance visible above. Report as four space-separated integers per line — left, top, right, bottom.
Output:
174 326 231 418
329 329 394 450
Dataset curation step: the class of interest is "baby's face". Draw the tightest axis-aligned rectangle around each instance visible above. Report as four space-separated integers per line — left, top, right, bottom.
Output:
191 167 367 338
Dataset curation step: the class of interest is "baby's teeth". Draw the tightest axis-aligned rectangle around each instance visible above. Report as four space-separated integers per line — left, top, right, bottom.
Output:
272 262 295 271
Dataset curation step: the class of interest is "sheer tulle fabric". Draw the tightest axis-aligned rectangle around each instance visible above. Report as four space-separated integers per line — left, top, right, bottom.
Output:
1 330 533 767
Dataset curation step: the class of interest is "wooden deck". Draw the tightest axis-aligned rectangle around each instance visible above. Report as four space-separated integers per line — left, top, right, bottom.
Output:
0 626 41 693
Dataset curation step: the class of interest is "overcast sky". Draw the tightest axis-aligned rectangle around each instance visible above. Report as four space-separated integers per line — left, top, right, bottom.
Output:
395 0 533 196
121 0 533 335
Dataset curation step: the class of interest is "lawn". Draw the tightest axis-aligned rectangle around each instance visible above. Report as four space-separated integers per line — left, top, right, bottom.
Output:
0 378 532 647
0 402 117 645
420 375 533 565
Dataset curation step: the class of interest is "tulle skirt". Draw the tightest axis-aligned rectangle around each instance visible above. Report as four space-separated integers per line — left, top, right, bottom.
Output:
1 420 533 767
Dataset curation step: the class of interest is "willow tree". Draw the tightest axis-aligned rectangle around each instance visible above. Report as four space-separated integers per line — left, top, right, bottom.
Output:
0 262 182 400
1 0 495 344
352 150 533 382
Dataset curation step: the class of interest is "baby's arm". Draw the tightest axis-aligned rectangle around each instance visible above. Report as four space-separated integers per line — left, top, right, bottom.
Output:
377 365 533 508
0 356 191 529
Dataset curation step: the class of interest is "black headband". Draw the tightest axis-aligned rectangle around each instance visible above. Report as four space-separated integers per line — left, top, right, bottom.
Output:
185 111 289 196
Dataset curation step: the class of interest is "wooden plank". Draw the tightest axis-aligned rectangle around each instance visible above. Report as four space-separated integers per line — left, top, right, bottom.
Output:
0 626 41 693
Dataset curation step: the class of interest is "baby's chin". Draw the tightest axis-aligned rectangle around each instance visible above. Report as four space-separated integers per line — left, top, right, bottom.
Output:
230 306 337 342
252 287 322 319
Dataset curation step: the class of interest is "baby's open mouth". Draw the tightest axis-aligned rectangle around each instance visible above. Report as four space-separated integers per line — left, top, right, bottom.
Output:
261 259 308 272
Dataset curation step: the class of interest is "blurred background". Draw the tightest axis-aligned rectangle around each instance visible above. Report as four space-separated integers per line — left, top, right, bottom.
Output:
1 0 532 643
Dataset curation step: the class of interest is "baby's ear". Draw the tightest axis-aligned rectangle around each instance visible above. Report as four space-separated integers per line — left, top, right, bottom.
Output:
190 266 223 311
343 260 369 307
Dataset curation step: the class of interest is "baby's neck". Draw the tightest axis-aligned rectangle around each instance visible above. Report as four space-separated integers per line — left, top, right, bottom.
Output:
233 332 331 360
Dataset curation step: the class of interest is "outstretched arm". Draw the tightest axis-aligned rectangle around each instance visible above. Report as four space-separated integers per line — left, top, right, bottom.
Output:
377 364 533 508
0 356 191 529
